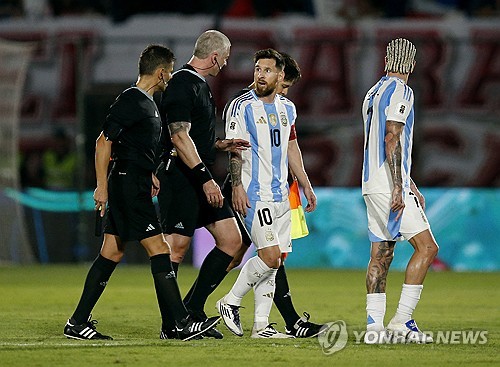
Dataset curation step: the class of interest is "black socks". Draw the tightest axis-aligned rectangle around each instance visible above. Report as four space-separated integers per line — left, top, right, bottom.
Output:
151 254 188 325
71 254 117 325
184 247 233 312
273 265 300 328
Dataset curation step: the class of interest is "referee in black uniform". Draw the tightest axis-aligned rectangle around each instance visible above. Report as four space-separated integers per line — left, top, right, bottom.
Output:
156 30 250 339
63 44 219 341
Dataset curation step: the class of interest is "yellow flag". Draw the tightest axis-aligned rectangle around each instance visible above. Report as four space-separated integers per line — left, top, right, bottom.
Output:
289 179 309 239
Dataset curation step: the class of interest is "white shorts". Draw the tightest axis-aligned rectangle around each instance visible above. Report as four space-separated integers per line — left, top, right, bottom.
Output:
363 190 431 242
244 199 292 253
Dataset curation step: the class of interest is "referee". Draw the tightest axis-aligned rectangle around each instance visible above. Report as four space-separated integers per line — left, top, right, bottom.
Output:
63 44 219 341
156 30 249 339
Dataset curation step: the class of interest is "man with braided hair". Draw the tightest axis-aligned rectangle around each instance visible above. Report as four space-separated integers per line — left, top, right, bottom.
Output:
361 38 439 344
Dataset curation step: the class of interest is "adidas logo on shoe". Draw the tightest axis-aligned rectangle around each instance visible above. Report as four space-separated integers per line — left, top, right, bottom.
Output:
63 316 113 340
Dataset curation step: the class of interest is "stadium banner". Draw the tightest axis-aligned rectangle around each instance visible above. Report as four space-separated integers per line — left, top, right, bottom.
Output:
0 16 498 188
4 186 500 270
193 188 500 271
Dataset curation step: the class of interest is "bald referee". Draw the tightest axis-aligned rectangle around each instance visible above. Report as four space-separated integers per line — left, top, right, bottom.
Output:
362 38 439 344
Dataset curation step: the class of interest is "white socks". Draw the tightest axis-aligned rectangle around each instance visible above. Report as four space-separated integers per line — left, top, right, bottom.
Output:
253 266 277 331
224 256 273 302
367 284 424 330
366 293 386 331
393 284 423 323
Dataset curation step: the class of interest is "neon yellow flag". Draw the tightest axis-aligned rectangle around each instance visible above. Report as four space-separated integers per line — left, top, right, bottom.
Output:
289 180 309 239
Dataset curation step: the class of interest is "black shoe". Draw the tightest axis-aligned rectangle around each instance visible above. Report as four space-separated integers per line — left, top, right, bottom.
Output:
64 315 113 340
159 327 177 340
285 312 326 338
190 309 224 339
176 315 220 341
202 326 223 339
160 327 204 340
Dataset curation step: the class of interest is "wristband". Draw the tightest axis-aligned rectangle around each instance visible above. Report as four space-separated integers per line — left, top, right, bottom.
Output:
191 162 213 185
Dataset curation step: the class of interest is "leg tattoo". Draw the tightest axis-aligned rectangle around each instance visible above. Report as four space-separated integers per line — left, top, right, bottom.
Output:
366 241 395 293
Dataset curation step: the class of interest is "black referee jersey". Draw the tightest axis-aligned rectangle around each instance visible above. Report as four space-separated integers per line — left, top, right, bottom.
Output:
103 87 162 172
160 64 217 166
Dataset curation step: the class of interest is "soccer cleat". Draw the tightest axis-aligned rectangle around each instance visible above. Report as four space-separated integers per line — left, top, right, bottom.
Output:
386 318 433 344
252 323 295 339
160 327 203 340
285 312 327 338
175 315 220 342
216 298 243 337
189 309 224 339
159 327 178 340
63 315 113 340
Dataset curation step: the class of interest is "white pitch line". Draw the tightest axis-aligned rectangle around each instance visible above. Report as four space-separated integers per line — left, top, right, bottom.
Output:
0 341 161 348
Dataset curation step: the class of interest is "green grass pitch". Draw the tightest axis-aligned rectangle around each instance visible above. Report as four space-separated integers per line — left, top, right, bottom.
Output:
0 265 498 366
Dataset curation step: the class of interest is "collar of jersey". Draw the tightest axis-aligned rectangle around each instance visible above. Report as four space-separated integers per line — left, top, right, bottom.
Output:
173 64 206 82
250 89 278 104
131 86 154 101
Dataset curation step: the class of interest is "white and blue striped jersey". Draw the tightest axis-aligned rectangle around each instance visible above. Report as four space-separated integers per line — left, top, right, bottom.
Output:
225 89 296 202
361 76 414 195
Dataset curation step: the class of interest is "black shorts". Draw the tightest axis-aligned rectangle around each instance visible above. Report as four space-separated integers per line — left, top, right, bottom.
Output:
157 160 234 237
104 161 162 242
221 174 252 247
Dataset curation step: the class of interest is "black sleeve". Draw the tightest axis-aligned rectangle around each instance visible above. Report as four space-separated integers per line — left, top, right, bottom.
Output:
103 91 142 141
161 76 194 124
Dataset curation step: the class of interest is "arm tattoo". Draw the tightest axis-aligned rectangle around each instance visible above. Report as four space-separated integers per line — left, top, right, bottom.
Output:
385 122 403 189
168 121 191 136
229 154 243 187
389 141 403 188
366 241 395 293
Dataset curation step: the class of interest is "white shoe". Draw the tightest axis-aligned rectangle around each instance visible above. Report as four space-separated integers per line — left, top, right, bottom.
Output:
216 298 243 337
251 324 295 339
386 319 433 344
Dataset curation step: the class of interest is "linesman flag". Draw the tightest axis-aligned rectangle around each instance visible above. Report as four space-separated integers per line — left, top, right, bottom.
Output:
289 179 309 239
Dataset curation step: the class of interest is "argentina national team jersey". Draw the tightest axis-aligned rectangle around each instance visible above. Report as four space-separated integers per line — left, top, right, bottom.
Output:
361 76 415 195
225 90 296 202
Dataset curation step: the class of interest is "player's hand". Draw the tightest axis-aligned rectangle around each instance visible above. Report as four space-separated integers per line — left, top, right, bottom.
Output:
232 184 250 217
151 174 160 197
303 186 317 213
93 185 108 217
216 138 251 153
391 186 405 221
203 179 224 208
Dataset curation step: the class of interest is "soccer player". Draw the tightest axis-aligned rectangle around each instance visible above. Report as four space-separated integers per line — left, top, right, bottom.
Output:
217 49 316 338
221 53 324 338
63 45 220 341
156 30 249 339
361 38 439 344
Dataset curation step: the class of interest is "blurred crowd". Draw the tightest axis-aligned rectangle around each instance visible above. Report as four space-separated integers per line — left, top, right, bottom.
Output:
1 0 499 21
20 128 77 190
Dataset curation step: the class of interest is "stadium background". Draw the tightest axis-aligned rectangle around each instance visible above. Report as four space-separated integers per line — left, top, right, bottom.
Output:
0 0 499 271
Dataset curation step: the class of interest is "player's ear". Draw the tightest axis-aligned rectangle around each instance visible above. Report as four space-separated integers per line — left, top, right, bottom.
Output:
278 70 284 82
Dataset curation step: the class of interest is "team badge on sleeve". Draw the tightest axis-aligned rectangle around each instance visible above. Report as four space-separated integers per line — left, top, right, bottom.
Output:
229 118 237 130
396 103 406 115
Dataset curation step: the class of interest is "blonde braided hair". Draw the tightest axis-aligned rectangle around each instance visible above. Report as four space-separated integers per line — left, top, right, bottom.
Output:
385 38 416 74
